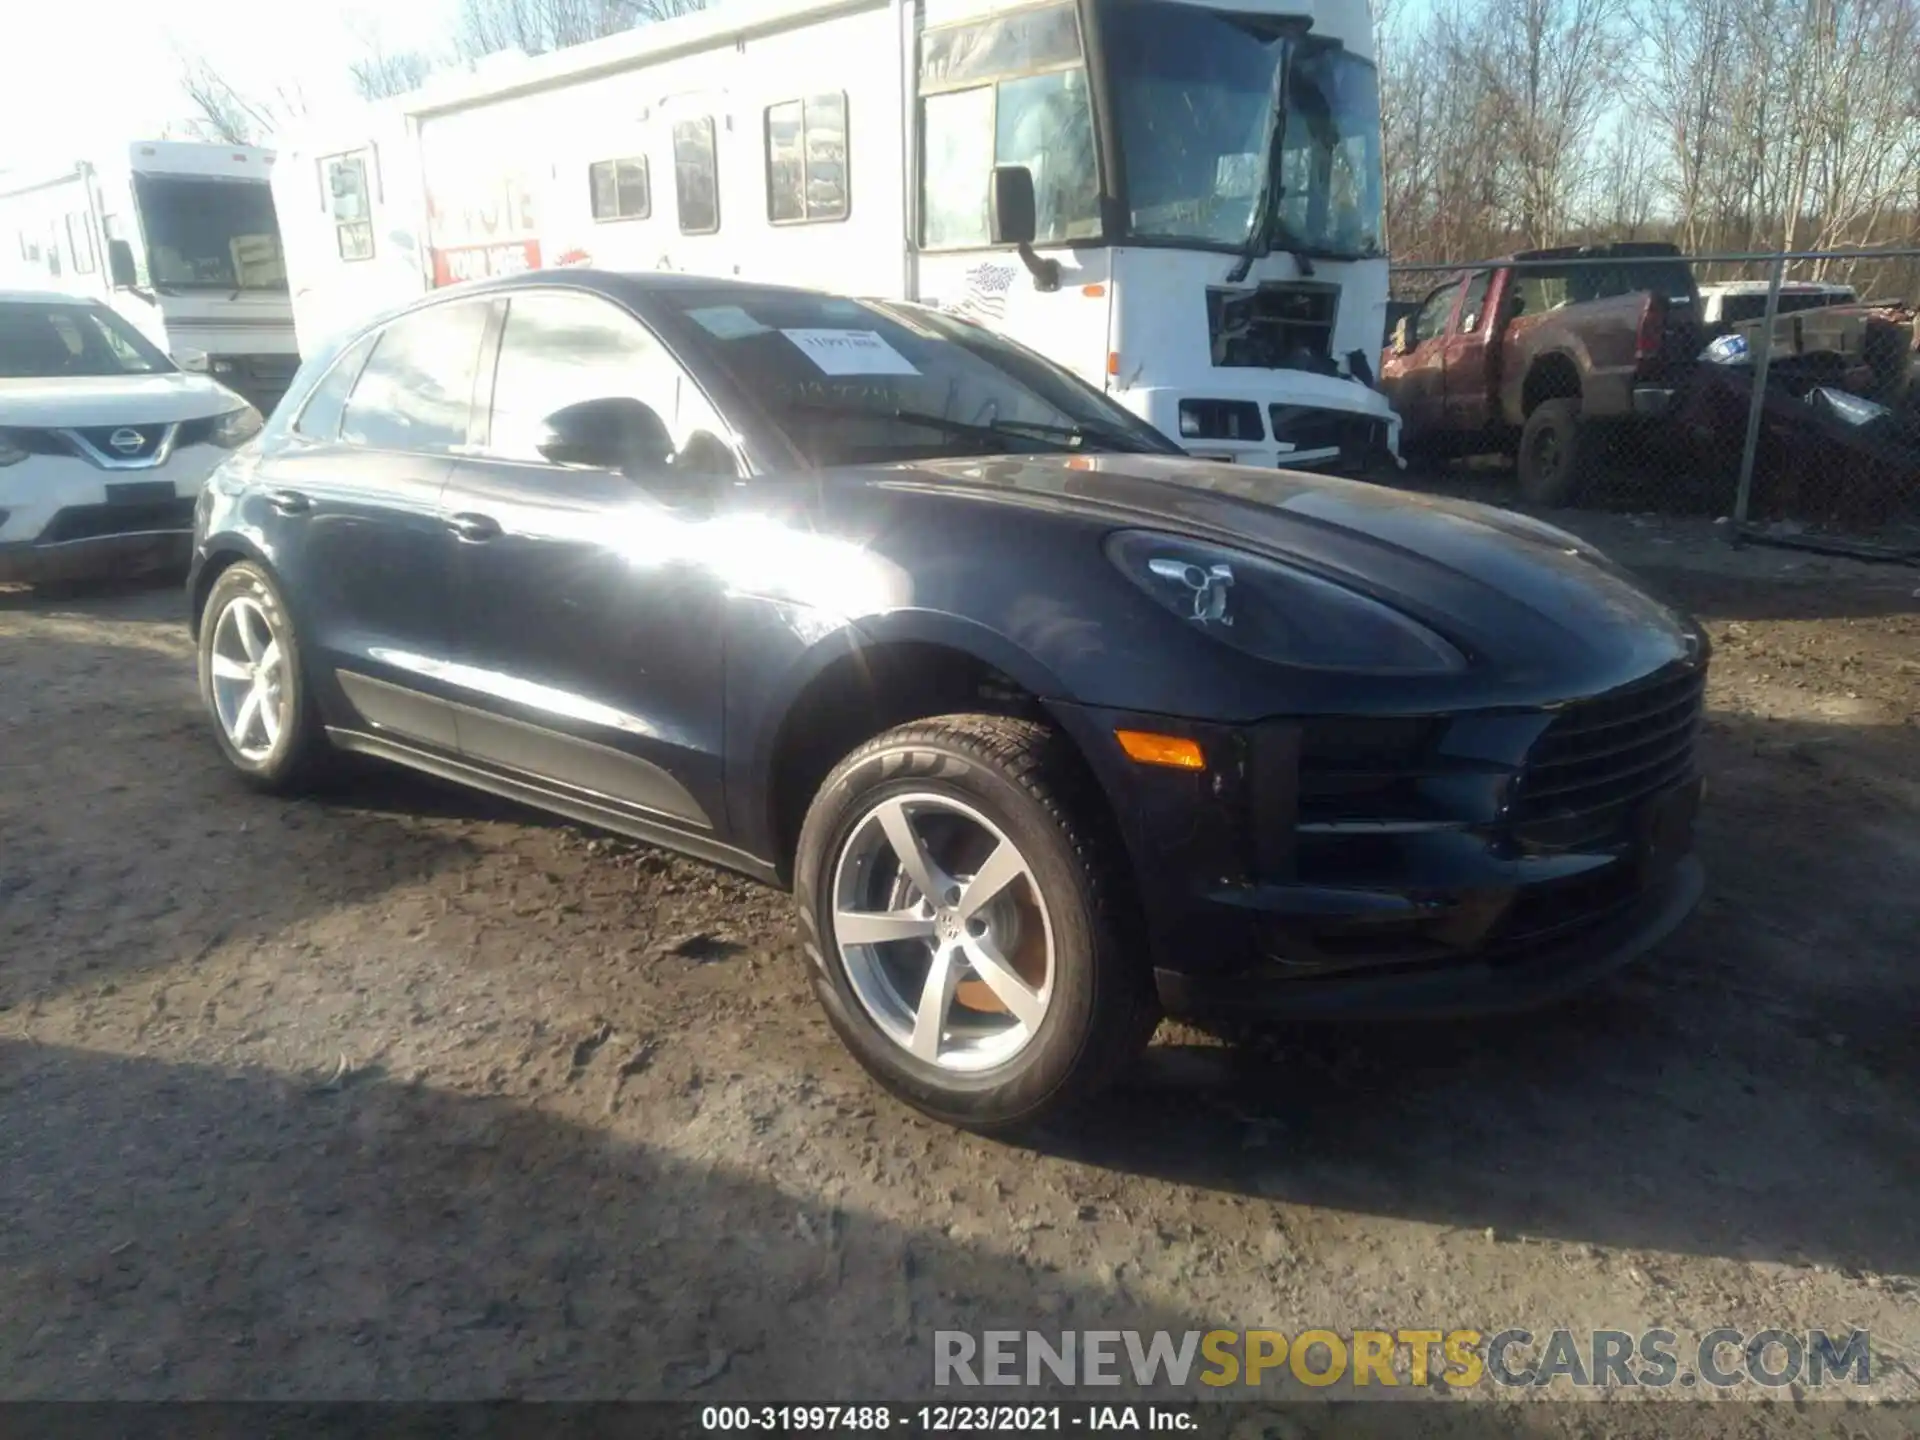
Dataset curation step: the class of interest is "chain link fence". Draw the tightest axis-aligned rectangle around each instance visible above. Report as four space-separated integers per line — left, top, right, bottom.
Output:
1382 248 1920 562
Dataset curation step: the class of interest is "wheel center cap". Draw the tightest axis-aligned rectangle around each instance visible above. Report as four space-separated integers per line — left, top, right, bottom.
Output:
936 911 963 943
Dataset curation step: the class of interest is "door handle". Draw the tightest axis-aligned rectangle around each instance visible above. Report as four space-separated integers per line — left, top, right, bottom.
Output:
447 512 502 543
265 488 311 516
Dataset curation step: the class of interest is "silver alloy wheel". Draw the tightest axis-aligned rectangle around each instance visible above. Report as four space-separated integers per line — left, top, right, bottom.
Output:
208 595 289 764
830 791 1056 1073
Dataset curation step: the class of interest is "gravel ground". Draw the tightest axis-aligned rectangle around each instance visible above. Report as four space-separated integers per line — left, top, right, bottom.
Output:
1 516 1917 1428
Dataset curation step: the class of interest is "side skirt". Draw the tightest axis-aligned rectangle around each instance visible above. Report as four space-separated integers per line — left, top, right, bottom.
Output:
325 727 782 887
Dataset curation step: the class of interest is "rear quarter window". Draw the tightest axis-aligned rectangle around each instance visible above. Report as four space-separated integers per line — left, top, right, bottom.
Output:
292 332 378 442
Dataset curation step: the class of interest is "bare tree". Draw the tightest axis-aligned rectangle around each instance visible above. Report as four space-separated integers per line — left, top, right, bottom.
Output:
350 41 435 101
176 50 307 145
451 0 707 61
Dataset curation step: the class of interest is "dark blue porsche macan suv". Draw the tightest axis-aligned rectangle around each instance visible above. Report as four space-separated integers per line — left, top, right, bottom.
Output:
189 270 1708 1130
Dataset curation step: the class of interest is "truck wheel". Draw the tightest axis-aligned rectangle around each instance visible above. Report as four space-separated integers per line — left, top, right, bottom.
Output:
1517 398 1593 506
794 714 1158 1133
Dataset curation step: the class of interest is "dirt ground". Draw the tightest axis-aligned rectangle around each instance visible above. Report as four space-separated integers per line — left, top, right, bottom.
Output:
1 509 1917 1429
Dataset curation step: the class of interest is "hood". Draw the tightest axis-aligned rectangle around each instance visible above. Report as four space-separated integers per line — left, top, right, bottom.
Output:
0 372 249 429
880 454 1697 688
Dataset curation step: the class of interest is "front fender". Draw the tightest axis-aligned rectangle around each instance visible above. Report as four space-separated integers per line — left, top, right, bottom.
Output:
722 600 1075 861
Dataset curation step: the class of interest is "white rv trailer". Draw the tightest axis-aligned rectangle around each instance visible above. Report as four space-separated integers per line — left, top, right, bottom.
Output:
274 0 1398 470
0 143 300 412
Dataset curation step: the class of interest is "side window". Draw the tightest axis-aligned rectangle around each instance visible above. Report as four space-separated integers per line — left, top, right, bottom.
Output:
341 301 489 454
293 331 379 442
918 2 1096 249
1457 271 1493 334
45 226 62 280
486 289 720 468
1412 283 1458 345
673 118 720 235
590 157 651 222
1514 268 1570 316
765 93 849 224
921 88 995 247
324 151 376 262
66 214 96 274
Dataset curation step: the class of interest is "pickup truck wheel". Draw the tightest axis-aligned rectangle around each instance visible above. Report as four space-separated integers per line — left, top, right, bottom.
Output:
1518 398 1593 506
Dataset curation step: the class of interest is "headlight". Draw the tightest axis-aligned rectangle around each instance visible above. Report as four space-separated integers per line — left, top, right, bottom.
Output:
210 405 264 449
1107 530 1466 674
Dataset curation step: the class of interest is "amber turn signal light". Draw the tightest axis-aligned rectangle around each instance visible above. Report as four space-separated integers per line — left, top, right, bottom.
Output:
1115 729 1205 770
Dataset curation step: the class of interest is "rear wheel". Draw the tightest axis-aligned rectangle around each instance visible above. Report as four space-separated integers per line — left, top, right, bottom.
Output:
794 715 1157 1132
198 562 329 792
1518 398 1595 506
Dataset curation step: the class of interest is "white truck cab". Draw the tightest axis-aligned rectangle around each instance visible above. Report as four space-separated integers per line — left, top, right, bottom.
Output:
273 0 1399 472
1 144 300 413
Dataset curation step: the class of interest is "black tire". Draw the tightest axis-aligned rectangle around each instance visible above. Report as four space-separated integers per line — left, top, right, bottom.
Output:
1517 397 1594 506
197 561 330 793
794 714 1158 1133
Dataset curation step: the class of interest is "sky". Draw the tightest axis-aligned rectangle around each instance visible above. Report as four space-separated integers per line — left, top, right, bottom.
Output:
0 0 459 176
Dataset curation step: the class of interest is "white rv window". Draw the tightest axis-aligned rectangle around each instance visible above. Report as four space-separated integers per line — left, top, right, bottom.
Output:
324 152 376 263
589 157 651 222
765 93 849 225
66 213 96 274
673 118 720 235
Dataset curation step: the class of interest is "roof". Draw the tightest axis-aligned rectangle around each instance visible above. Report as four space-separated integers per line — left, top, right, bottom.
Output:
0 289 95 307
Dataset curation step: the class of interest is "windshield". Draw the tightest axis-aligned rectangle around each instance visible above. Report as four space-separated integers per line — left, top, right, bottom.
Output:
655 289 1179 467
0 301 173 379
1103 0 1383 259
132 175 288 291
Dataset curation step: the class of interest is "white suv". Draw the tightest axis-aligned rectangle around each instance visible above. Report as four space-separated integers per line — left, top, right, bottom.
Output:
0 290 263 585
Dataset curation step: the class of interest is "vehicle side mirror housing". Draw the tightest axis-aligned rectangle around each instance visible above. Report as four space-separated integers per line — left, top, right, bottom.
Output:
989 165 1059 294
107 239 139 289
1392 316 1413 356
536 396 675 475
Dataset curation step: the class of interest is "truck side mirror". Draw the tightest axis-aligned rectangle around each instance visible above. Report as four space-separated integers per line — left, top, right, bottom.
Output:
1392 316 1414 356
989 165 1059 294
107 239 139 289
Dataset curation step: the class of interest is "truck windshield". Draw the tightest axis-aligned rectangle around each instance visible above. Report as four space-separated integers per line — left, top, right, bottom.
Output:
656 289 1178 467
132 175 288 291
1103 0 1384 261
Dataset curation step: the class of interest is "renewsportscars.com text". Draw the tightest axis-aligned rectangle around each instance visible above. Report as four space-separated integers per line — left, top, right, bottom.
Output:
934 1328 1873 1391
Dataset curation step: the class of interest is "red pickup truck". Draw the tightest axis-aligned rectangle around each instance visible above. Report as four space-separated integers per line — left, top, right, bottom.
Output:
1380 244 1702 502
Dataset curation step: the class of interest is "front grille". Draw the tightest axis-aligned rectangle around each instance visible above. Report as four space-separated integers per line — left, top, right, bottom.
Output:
39 497 195 544
66 424 169 462
1269 406 1385 468
1511 664 1706 824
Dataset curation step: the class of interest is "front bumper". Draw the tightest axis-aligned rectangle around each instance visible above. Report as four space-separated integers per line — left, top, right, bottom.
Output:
1049 661 1709 1022
0 450 217 584
1120 385 1404 475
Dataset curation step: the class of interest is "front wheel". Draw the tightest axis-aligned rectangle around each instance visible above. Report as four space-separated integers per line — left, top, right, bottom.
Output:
794 715 1157 1132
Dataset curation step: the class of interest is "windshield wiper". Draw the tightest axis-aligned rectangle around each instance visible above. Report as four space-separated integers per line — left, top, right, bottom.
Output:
784 402 1153 454
980 416 1160 453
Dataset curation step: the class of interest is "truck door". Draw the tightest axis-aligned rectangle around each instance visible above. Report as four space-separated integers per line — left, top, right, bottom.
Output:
1380 279 1462 445
1440 269 1499 433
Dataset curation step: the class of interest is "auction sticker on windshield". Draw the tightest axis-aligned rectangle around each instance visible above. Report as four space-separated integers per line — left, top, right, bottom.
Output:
782 329 920 376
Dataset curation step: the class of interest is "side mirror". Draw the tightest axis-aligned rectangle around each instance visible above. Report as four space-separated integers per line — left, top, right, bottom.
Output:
989 164 1059 294
536 396 675 476
989 165 1038 248
1392 316 1413 356
107 239 139 289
